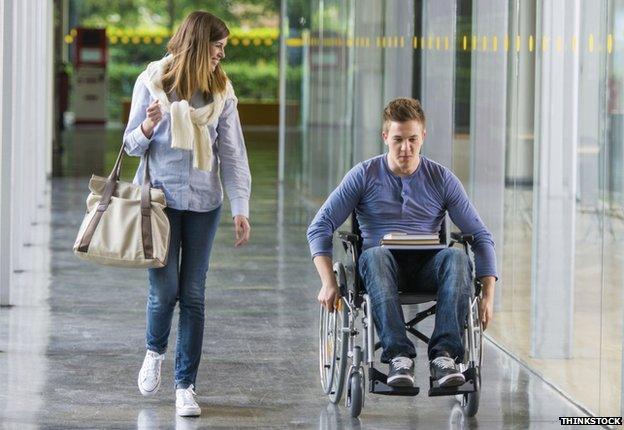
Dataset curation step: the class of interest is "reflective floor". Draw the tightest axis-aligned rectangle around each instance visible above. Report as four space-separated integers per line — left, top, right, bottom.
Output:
0 127 593 428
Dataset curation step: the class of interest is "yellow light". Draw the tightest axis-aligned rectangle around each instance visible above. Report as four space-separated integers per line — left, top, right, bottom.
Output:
482 35 487 51
242 38 250 46
436 36 440 50
529 35 533 52
428 36 433 50
463 35 467 51
264 38 272 46
64 35 73 44
556 36 562 52
285 38 302 47
143 36 151 44
492 36 498 51
504 35 509 51
413 36 418 49
109 36 118 44
132 36 140 44
121 36 129 44
70 28 77 37
542 36 548 52
231 38 240 46
253 38 261 46
572 36 577 51
472 35 477 51
444 36 449 50
154 36 163 44
516 35 521 52
608 34 613 54
588 34 594 52
400 36 404 48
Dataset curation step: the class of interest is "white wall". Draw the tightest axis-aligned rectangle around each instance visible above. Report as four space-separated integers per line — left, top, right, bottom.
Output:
0 0 53 306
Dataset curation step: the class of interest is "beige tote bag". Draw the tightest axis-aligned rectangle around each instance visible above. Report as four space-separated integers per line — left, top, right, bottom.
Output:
73 143 170 268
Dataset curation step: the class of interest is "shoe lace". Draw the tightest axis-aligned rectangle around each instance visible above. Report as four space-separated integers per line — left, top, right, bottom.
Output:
432 356 456 370
144 352 164 379
391 356 412 370
180 386 197 405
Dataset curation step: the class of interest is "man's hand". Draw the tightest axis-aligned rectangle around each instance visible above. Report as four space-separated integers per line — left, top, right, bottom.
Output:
318 281 340 313
478 276 496 330
233 215 250 247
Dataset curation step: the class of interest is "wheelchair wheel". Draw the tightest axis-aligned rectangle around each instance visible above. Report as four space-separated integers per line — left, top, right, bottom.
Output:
328 298 349 404
346 346 365 418
319 299 349 399
460 296 483 417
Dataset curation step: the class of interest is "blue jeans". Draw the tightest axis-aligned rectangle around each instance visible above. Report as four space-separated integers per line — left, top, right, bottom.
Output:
359 246 472 363
146 207 221 389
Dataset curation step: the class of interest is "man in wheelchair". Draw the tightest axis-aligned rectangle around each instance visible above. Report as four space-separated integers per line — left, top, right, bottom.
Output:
307 98 497 389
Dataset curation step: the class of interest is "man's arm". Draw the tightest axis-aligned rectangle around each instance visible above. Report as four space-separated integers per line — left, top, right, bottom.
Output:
314 256 340 312
479 276 495 329
443 171 498 329
307 164 365 312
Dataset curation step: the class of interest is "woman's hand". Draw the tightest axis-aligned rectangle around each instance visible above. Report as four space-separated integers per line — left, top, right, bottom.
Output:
141 100 162 138
233 215 251 247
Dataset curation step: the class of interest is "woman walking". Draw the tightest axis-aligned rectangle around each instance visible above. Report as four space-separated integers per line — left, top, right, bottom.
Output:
123 11 251 417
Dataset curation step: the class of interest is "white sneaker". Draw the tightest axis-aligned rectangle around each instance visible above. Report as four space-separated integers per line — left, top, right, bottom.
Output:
176 385 201 417
137 350 165 396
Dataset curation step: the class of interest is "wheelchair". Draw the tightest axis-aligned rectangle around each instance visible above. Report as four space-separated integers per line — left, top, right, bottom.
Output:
318 216 484 418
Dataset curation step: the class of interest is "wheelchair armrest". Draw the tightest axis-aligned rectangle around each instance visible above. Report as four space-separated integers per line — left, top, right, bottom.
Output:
450 232 474 244
338 231 360 248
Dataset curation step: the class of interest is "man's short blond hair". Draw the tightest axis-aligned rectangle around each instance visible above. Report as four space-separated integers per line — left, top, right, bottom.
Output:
382 98 426 132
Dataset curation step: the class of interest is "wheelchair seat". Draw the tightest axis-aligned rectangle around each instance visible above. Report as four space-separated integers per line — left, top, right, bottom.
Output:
398 292 437 305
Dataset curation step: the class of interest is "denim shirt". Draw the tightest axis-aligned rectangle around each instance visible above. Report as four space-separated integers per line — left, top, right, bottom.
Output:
306 155 497 279
123 78 251 217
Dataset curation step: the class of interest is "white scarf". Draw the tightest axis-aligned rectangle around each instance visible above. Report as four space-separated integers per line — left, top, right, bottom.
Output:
138 55 235 171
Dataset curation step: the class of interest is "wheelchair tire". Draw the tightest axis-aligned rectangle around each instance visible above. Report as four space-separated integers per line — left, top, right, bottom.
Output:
319 304 338 394
460 296 483 417
328 298 349 404
347 369 364 418
462 369 480 417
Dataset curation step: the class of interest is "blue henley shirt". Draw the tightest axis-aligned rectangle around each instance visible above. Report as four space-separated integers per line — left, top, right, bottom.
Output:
306 154 497 279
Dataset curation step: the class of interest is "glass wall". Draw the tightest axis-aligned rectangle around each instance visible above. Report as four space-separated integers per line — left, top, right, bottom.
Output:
281 0 624 417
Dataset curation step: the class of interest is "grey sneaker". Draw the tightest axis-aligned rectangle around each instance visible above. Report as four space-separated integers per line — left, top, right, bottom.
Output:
430 354 465 387
176 385 201 417
387 356 415 387
137 350 165 396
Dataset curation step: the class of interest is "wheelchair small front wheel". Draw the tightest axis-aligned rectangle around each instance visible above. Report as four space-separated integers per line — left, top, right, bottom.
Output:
346 369 364 418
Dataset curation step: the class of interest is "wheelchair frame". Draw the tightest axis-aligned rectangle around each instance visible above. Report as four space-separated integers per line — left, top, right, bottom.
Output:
319 220 484 418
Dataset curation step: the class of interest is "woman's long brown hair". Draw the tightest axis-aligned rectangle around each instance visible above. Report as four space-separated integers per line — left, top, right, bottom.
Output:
162 11 229 100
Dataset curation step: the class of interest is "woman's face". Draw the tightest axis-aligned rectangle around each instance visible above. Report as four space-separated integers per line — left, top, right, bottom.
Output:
210 37 228 72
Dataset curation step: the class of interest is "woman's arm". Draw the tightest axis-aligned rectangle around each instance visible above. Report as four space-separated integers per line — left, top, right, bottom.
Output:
216 98 251 219
123 78 155 157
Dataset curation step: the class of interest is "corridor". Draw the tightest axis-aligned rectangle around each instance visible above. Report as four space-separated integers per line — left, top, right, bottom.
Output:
0 129 592 429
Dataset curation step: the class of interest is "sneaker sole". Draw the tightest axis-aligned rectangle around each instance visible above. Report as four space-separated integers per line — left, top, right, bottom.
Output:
387 374 414 387
437 373 465 388
177 407 201 417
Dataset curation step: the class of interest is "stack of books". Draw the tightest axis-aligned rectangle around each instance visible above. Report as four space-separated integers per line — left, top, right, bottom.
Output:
380 232 441 248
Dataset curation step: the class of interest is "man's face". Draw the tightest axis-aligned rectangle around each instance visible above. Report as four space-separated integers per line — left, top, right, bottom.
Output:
382 120 425 172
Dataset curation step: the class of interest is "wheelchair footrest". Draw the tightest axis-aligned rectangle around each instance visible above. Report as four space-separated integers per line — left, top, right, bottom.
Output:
428 367 477 397
369 367 420 396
